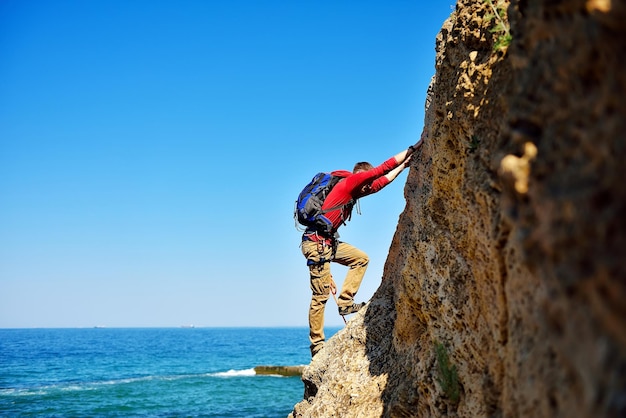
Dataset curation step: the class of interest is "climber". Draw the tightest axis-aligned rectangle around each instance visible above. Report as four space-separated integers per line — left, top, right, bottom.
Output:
300 139 422 358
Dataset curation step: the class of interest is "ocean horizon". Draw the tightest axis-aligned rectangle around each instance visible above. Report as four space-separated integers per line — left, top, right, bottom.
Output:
0 327 340 417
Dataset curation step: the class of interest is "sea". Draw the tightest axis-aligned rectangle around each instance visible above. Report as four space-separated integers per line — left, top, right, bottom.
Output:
0 327 340 417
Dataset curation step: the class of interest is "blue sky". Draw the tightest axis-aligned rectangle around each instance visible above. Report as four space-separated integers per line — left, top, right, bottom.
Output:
1 0 454 328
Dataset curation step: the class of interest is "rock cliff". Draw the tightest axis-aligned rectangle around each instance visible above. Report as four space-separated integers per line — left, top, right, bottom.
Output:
290 0 626 417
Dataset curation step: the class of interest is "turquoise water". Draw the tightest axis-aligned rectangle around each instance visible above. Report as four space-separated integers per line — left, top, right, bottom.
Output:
0 327 338 417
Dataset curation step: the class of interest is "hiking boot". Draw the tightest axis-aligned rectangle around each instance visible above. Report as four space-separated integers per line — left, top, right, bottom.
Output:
338 302 366 316
310 342 324 358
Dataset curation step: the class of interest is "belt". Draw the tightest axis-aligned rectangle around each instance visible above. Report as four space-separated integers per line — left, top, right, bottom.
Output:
302 233 333 245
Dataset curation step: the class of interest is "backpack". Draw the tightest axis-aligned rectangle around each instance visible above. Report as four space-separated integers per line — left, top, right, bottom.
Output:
294 172 350 235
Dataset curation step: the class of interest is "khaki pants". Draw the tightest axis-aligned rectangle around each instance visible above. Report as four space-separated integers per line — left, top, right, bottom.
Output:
301 239 369 356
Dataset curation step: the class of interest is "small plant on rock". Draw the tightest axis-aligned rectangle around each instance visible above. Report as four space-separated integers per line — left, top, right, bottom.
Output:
435 341 460 404
484 0 512 51
469 135 480 152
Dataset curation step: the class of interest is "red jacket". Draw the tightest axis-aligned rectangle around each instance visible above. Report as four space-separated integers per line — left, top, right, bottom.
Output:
321 157 399 231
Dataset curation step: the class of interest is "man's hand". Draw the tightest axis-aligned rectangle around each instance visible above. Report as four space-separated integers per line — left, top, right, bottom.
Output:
402 153 413 168
408 126 427 156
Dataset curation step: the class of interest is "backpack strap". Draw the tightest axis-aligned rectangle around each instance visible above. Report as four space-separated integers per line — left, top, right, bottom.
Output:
319 199 353 215
321 198 355 229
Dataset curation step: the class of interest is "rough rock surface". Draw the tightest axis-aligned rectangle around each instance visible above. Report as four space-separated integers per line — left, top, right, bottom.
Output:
290 0 626 417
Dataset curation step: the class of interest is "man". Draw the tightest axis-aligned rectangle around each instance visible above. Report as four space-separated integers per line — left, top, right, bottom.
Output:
301 141 422 357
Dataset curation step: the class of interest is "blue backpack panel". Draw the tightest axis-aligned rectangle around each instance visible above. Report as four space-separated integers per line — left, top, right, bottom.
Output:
295 172 345 235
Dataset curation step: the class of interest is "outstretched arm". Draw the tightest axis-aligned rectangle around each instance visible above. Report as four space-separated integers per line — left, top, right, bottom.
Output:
385 153 413 183
353 132 426 196
386 128 426 182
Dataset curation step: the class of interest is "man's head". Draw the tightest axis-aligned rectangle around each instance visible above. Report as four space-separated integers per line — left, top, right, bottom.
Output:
353 162 373 173
353 162 374 194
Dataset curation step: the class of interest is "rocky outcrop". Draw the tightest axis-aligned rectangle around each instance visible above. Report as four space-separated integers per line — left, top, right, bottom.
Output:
290 0 626 417
254 365 304 377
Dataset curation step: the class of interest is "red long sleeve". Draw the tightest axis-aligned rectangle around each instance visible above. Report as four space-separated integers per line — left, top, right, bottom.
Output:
321 157 399 230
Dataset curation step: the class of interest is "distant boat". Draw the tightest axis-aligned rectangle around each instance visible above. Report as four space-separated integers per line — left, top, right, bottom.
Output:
180 325 195 328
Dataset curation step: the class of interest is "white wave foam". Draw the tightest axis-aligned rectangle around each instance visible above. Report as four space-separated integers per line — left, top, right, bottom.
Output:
1 376 163 397
0 369 263 397
211 368 256 377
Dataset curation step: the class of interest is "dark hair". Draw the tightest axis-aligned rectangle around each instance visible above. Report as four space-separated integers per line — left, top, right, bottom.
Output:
353 162 373 173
